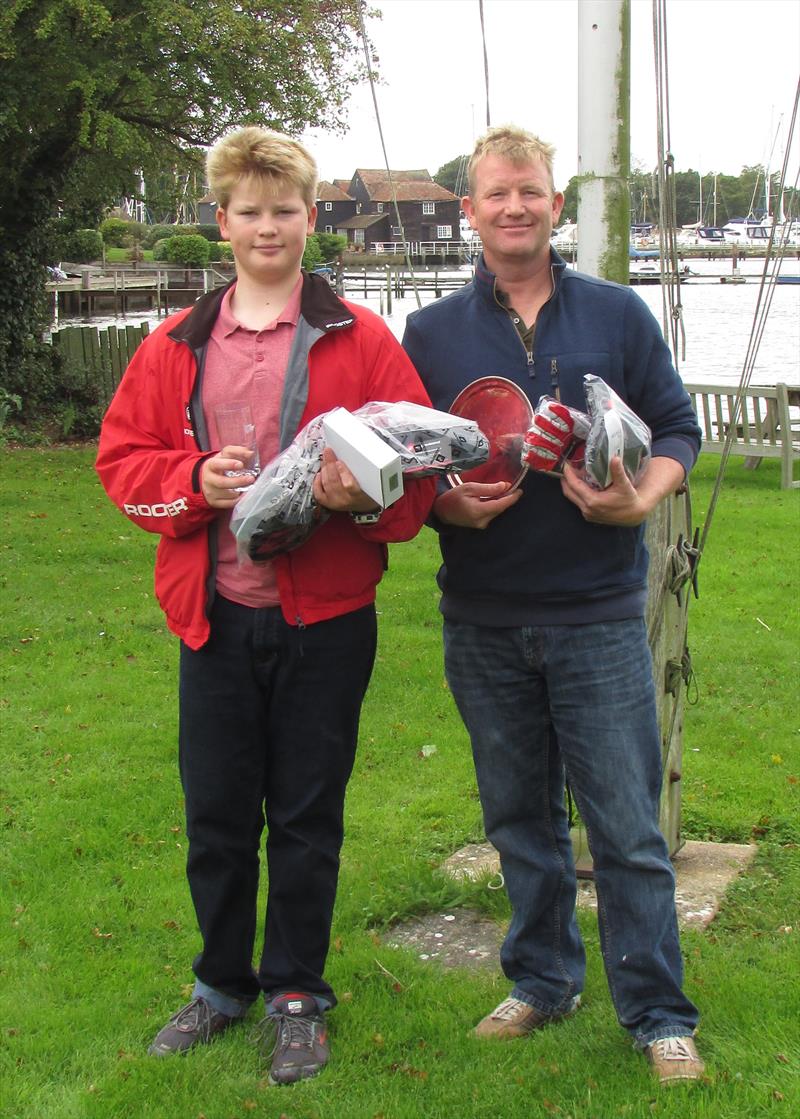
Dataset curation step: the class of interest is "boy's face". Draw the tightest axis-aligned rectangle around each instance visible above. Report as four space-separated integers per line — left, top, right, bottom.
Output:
216 175 317 287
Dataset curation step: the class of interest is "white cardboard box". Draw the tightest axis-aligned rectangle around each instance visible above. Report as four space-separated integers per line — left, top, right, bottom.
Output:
322 407 404 509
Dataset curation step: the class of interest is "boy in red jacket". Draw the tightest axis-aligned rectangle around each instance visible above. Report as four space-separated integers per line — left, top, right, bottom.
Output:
96 127 434 1084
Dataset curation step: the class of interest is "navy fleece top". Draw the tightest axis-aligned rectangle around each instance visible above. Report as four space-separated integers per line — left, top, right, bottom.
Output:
402 251 701 626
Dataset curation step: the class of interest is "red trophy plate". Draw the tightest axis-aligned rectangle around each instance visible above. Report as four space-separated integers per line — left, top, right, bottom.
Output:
448 376 533 489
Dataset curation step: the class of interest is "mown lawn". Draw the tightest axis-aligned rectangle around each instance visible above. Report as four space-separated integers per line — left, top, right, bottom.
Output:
0 449 797 1119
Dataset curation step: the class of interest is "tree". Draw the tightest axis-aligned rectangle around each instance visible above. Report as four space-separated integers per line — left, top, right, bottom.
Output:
0 0 370 411
433 155 470 197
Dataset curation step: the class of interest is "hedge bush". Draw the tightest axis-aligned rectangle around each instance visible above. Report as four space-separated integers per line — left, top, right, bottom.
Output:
165 234 211 267
315 232 347 261
61 228 104 262
302 235 324 271
197 223 221 243
99 217 133 247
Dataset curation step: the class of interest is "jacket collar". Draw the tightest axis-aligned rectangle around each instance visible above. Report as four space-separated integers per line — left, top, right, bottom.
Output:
167 270 354 350
473 248 568 304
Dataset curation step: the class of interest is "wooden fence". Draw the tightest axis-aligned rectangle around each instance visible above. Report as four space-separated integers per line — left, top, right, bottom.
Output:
52 323 150 410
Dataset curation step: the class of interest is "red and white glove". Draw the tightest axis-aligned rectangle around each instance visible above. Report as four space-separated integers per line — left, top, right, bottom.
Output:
521 399 590 474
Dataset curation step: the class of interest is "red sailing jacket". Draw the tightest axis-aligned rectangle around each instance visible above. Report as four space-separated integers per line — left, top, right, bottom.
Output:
96 273 435 649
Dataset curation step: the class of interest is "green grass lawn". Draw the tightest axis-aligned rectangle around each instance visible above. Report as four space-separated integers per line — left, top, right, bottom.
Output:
1 450 797 1119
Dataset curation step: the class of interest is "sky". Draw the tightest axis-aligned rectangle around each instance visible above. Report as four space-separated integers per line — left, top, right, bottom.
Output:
302 0 800 193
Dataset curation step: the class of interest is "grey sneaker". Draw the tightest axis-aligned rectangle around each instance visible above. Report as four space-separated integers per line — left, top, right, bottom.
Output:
263 992 329 1085
148 996 235 1056
646 1035 705 1083
473 994 581 1038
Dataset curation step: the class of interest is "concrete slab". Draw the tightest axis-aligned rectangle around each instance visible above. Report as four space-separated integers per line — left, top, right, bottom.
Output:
385 840 757 969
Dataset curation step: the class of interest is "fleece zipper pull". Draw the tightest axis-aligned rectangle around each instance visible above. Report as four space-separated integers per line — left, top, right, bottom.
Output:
550 358 560 400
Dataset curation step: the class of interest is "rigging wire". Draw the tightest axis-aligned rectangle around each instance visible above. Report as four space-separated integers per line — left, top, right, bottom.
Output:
478 0 491 127
696 76 800 564
651 3 797 574
652 0 686 367
356 0 422 308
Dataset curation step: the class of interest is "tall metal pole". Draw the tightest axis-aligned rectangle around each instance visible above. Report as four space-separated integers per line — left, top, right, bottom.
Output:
576 0 631 282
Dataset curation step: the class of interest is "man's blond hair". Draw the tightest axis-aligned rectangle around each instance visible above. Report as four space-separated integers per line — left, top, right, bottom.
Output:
467 125 556 195
206 126 318 211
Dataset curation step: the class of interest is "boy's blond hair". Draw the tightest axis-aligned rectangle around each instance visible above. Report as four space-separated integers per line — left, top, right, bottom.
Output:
467 125 556 195
206 126 318 211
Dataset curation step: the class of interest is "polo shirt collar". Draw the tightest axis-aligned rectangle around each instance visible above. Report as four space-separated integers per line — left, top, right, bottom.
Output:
217 275 303 337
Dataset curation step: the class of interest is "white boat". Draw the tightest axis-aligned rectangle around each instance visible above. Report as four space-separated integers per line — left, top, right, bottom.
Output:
721 217 772 245
629 260 693 285
676 223 726 249
550 220 578 250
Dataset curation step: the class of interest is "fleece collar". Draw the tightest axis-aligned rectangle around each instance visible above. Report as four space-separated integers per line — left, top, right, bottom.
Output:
473 248 568 306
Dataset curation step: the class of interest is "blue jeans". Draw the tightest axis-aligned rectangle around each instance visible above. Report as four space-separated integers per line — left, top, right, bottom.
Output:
443 618 699 1048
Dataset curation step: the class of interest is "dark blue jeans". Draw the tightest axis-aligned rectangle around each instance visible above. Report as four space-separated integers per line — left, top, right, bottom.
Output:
178 596 377 1017
443 617 699 1048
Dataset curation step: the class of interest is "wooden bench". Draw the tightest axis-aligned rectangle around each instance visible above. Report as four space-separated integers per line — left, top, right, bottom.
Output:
683 381 800 490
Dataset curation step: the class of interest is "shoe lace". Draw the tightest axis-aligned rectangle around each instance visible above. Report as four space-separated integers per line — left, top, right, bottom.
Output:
652 1036 694 1061
491 997 527 1021
172 998 217 1039
262 1012 321 1057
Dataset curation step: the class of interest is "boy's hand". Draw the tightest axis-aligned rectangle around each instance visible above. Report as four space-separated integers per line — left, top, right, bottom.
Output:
201 446 257 508
313 447 380 513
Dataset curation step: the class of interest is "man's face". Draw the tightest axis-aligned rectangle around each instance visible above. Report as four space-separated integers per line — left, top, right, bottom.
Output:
216 175 317 287
463 154 564 270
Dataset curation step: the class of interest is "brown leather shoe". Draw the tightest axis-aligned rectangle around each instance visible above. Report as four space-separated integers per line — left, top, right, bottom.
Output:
473 994 581 1038
646 1036 705 1083
148 997 236 1056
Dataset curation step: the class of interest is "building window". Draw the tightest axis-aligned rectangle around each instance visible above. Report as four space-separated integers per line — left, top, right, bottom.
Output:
325 202 332 211
392 226 402 237
325 225 333 233
422 202 435 215
354 229 365 245
376 202 384 212
356 202 362 214
436 225 453 239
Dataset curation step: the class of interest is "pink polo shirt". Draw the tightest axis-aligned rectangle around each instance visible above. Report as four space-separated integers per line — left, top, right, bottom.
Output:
202 277 302 607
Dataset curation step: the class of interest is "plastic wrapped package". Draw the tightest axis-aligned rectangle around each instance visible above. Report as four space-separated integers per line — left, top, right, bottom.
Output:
353 400 489 476
582 374 652 489
230 414 330 561
521 396 591 475
230 402 489 561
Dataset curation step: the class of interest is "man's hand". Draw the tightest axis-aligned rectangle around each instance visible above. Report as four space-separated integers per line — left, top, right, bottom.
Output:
313 447 380 513
433 479 522 529
201 446 257 508
561 456 685 526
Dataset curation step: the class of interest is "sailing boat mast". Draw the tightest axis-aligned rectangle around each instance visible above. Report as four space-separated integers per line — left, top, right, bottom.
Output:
576 0 631 283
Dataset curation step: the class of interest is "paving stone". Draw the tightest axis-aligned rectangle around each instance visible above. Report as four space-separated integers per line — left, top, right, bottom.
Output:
385 839 757 969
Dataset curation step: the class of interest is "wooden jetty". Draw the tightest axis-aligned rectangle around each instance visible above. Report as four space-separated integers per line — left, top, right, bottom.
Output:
47 265 236 317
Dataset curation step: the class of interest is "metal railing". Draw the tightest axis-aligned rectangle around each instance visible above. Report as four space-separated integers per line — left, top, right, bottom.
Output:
369 240 480 256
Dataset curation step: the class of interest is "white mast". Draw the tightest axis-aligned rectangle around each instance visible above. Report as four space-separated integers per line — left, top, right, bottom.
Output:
576 0 631 282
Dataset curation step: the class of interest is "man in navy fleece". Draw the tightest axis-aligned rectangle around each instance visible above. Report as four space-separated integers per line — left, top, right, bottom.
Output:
402 126 704 1085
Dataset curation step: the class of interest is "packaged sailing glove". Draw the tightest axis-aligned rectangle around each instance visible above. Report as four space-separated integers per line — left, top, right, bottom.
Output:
521 397 591 474
582 375 652 489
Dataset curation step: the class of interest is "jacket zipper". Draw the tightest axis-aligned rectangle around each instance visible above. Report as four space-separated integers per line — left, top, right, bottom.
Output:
550 358 560 401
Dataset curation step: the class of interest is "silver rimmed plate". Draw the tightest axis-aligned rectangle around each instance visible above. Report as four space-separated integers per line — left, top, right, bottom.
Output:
447 376 533 490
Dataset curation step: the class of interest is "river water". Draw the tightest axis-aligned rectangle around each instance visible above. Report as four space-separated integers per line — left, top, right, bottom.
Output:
54 257 799 390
